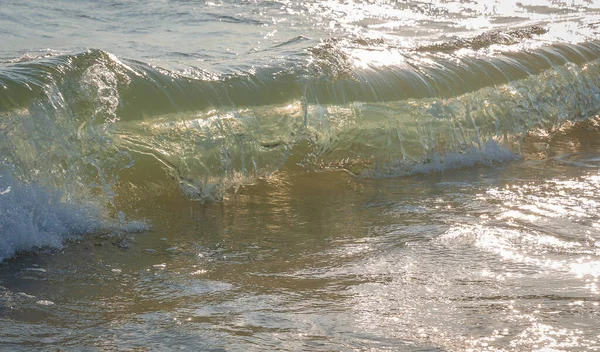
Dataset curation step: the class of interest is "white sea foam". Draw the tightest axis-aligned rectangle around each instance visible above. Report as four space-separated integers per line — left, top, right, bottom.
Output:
361 139 518 178
0 172 148 261
409 140 519 175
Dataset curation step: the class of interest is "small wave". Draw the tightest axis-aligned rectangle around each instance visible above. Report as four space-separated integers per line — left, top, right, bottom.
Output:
210 14 264 26
0 50 66 64
272 36 311 49
416 26 548 53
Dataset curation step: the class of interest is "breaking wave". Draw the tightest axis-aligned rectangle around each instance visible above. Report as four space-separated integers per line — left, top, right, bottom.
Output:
2 37 600 258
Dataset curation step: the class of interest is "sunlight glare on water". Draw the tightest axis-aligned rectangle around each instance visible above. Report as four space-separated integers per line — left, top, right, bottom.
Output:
2 0 600 350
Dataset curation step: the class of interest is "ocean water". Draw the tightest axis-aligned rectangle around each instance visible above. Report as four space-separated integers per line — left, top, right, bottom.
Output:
2 0 600 350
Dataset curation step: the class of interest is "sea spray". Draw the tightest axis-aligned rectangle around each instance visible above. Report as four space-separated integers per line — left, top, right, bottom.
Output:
0 171 101 261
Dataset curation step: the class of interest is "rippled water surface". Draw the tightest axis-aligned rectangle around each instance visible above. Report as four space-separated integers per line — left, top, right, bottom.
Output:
1 125 600 351
2 0 600 350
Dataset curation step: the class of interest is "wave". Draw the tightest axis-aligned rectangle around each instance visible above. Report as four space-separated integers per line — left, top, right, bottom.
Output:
4 40 600 115
2 40 600 204
2 36 600 258
415 26 549 53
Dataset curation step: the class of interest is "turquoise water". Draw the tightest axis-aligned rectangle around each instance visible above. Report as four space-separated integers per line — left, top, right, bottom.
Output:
2 1 600 350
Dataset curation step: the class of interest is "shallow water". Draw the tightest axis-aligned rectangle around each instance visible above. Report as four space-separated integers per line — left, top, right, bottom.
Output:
3 0 600 351
1 124 600 351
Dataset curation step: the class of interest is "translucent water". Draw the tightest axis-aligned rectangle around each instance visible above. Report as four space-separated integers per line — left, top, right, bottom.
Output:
2 0 600 350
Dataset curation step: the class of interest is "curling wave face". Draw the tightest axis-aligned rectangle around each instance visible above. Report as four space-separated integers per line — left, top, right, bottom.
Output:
3 40 600 202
